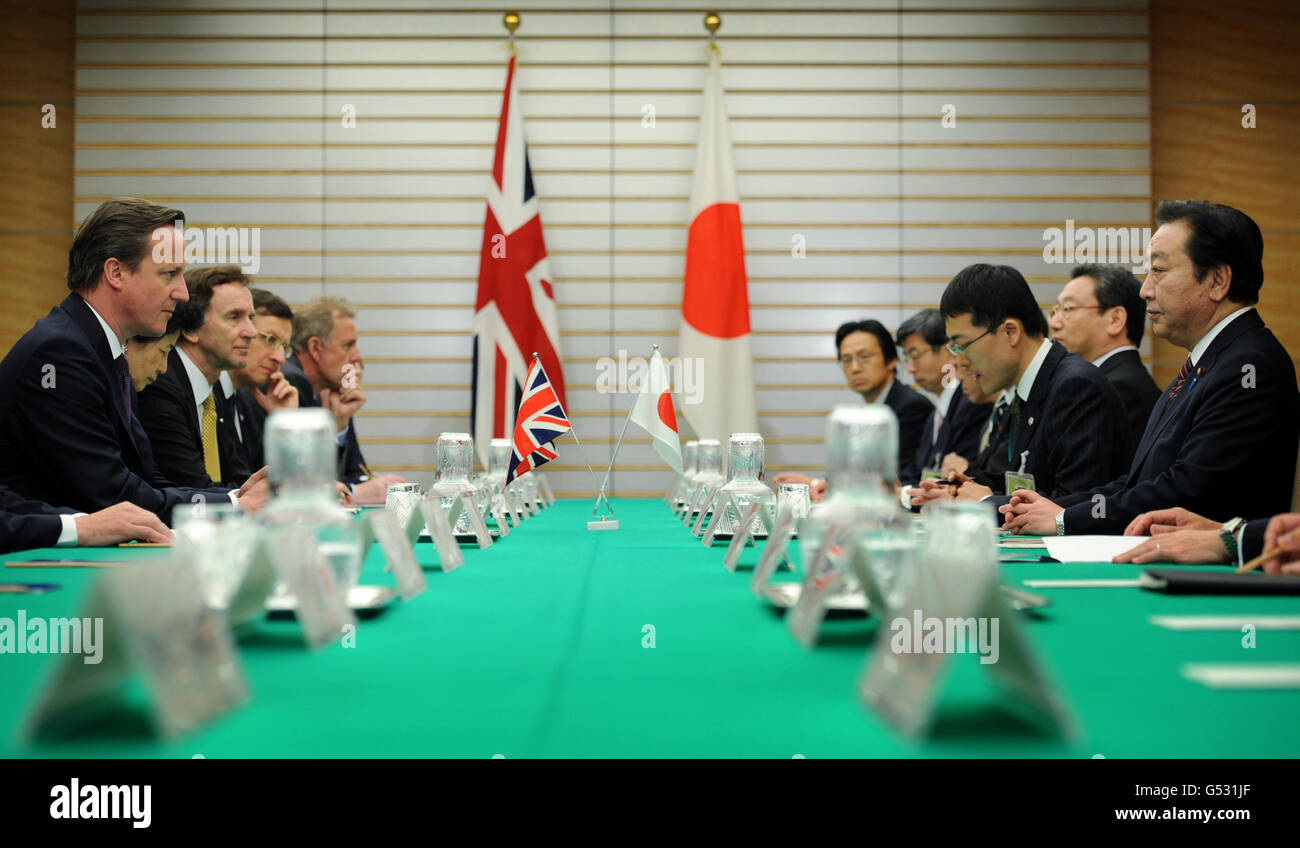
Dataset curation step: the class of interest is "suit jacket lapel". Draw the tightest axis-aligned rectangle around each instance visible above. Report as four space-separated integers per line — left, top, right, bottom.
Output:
62 295 146 464
1127 310 1263 477
1010 344 1059 464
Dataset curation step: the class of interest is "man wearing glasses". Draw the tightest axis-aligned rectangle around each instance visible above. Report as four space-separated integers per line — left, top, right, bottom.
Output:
835 318 934 482
908 263 1130 509
895 309 994 484
223 288 298 471
1047 263 1160 449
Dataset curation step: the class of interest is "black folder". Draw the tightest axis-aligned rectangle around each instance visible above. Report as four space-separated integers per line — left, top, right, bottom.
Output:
1140 568 1300 595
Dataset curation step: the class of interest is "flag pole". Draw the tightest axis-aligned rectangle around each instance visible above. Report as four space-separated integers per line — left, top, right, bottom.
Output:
531 352 601 492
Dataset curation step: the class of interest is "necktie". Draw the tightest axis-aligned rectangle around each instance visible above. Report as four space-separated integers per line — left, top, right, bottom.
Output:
112 354 151 452
201 393 222 484
979 398 1010 452
1164 357 1194 411
1006 394 1023 464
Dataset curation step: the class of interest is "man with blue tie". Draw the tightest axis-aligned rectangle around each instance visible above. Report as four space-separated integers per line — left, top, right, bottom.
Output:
1002 201 1300 535
0 198 270 522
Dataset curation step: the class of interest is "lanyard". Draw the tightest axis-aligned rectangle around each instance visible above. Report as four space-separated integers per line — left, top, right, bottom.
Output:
1006 396 1021 464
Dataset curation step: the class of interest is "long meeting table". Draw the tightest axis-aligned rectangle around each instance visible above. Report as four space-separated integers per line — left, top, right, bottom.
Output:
3 499 1298 758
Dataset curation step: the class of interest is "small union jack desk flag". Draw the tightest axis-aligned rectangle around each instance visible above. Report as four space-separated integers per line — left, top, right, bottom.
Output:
505 356 572 485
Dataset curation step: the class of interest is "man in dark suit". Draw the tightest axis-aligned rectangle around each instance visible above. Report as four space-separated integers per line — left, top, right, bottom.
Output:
908 264 1131 508
0 485 172 554
1003 201 1300 535
895 309 994 482
832 318 934 482
138 265 258 489
0 199 269 521
276 296 405 502
1048 263 1161 450
225 288 298 471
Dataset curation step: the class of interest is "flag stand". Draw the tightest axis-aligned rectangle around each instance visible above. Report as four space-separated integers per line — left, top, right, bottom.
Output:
588 402 635 531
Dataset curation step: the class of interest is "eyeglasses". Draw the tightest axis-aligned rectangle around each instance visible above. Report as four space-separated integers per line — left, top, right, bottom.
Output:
902 345 941 364
255 331 292 356
838 352 880 368
945 327 994 357
1050 302 1106 319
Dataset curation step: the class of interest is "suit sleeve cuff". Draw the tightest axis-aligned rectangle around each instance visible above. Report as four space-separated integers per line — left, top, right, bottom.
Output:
57 513 86 547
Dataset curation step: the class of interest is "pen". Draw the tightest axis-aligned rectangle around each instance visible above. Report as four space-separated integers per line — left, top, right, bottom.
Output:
0 583 60 594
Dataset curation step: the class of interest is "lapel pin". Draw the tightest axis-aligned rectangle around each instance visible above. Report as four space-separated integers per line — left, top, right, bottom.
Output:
1027 417 1034 426
1196 366 1204 377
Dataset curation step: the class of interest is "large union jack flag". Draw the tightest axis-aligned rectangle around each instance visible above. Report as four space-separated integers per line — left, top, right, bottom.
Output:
472 55 566 470
506 358 571 485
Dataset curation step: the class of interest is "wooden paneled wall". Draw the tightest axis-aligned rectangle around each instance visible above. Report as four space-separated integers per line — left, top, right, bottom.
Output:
1150 0 1300 386
0 0 75 350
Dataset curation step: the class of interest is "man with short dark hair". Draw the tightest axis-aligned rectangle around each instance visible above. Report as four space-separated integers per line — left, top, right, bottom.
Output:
225 288 298 471
835 318 934 480
895 309 993 483
1003 201 1300 535
139 265 261 489
1049 263 1160 447
908 263 1131 508
138 265 259 488
0 198 269 522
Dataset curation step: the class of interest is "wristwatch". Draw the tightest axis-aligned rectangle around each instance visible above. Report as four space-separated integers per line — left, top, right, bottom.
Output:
1220 517 1246 562
1054 510 1065 536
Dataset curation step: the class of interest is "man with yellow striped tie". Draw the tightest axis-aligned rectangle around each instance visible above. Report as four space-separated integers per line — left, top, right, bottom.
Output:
138 265 263 490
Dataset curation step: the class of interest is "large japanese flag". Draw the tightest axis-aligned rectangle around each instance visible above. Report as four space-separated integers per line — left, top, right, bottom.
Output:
629 348 683 473
678 48 758 442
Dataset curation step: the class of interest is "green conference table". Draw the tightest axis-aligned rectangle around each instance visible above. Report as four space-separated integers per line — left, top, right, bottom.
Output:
3 499 1299 758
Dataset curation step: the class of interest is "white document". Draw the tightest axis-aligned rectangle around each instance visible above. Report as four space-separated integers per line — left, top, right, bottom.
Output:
1041 535 1147 562
1022 578 1143 588
1182 663 1300 689
1152 615 1300 631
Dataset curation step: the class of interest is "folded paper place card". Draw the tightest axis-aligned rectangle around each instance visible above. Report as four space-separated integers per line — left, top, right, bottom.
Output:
419 497 466 572
265 528 358 651
750 507 798 597
788 523 856 648
1182 663 1300 689
1022 578 1142 588
1151 615 1300 631
365 510 427 602
860 503 1075 741
23 553 249 741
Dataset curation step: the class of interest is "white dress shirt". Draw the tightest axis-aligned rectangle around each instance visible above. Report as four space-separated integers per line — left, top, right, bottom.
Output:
55 298 132 545
1190 307 1255 366
1092 344 1138 368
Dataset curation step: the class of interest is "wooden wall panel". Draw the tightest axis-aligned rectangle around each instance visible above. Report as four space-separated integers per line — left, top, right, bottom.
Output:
1150 0 1300 384
0 0 76 349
